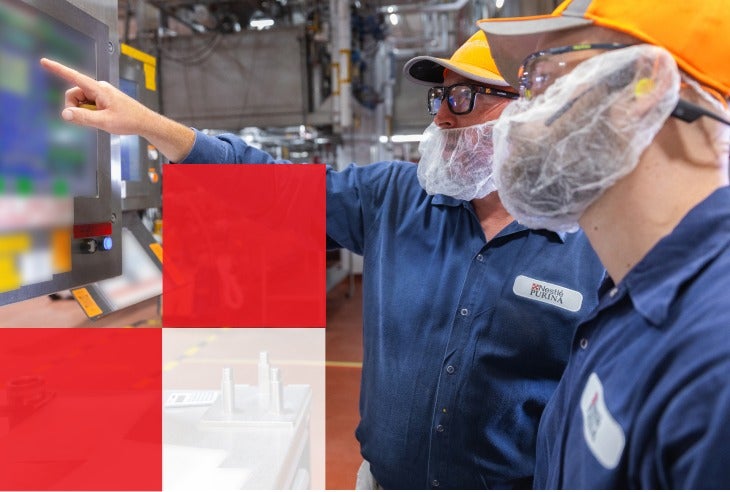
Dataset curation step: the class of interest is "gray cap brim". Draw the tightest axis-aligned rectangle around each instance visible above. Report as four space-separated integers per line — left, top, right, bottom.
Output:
478 15 592 88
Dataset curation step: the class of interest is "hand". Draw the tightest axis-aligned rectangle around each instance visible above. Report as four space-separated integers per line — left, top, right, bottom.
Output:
39 57 195 162
40 57 154 136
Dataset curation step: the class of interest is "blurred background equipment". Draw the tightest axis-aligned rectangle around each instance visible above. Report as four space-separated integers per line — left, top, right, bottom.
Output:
0 1 562 488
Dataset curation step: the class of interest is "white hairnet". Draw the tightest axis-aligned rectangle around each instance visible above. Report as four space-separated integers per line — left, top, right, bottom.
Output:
493 45 681 232
417 120 497 201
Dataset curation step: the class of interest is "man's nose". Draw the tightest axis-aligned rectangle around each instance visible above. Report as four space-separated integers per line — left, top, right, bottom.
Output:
433 99 456 129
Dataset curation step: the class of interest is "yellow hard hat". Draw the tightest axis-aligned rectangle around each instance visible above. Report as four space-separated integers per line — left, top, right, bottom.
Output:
403 30 511 87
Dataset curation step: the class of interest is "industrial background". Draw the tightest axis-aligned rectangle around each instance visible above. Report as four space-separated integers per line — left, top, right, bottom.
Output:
0 0 561 489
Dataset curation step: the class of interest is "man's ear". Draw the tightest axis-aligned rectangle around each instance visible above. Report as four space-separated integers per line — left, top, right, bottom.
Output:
628 49 680 118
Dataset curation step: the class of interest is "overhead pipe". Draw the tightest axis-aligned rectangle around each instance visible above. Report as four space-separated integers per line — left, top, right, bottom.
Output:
374 39 394 161
337 0 352 129
329 0 340 128
378 0 470 14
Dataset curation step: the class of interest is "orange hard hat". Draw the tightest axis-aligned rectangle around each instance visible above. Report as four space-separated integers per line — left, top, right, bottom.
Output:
478 0 730 98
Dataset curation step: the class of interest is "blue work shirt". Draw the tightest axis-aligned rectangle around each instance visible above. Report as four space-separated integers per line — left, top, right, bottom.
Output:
534 186 730 489
183 130 606 489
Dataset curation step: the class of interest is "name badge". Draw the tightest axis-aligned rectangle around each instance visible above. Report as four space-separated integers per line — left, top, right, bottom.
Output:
512 275 583 312
580 372 626 469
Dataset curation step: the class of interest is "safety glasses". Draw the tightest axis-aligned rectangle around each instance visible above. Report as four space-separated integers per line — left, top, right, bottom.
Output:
427 83 518 116
518 43 630 100
519 43 730 127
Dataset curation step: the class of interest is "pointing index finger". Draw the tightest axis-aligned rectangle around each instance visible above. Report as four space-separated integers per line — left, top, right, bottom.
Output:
40 57 100 101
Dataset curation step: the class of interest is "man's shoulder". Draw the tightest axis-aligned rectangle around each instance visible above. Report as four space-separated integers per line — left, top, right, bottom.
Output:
331 160 421 190
349 159 418 175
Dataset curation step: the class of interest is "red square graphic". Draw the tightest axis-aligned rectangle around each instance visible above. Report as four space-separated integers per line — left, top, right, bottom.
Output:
0 328 161 491
162 164 326 328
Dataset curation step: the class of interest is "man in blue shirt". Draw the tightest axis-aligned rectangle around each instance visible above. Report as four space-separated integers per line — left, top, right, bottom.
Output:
479 0 730 488
41 32 605 488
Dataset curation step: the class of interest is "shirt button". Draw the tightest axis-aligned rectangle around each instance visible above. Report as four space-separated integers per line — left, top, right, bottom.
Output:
580 338 589 349
432 479 440 487
436 424 444 432
460 308 469 316
609 287 619 297
446 365 455 374
476 254 484 262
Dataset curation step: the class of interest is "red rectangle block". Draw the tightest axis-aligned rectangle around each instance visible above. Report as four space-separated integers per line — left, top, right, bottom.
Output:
72 222 113 239
0 328 162 491
162 164 326 328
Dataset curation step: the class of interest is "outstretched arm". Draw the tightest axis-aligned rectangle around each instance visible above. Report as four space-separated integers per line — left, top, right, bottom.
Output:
40 57 195 163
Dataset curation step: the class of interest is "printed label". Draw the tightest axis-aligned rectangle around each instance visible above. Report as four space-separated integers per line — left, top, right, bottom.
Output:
72 288 103 318
512 275 583 312
580 372 626 469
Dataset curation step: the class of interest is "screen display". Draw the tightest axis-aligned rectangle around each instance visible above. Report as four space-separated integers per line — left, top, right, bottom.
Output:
0 0 98 201
0 0 108 297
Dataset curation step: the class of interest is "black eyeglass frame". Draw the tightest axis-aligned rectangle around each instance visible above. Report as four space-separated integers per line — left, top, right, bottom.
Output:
518 42 730 127
427 83 518 116
672 99 730 126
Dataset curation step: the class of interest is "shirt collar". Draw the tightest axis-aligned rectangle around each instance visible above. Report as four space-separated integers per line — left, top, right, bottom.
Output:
431 193 463 207
623 186 730 326
430 193 567 243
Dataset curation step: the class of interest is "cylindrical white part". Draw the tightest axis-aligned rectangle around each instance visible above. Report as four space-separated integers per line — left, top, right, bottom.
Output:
221 366 235 414
269 367 283 415
258 351 271 407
